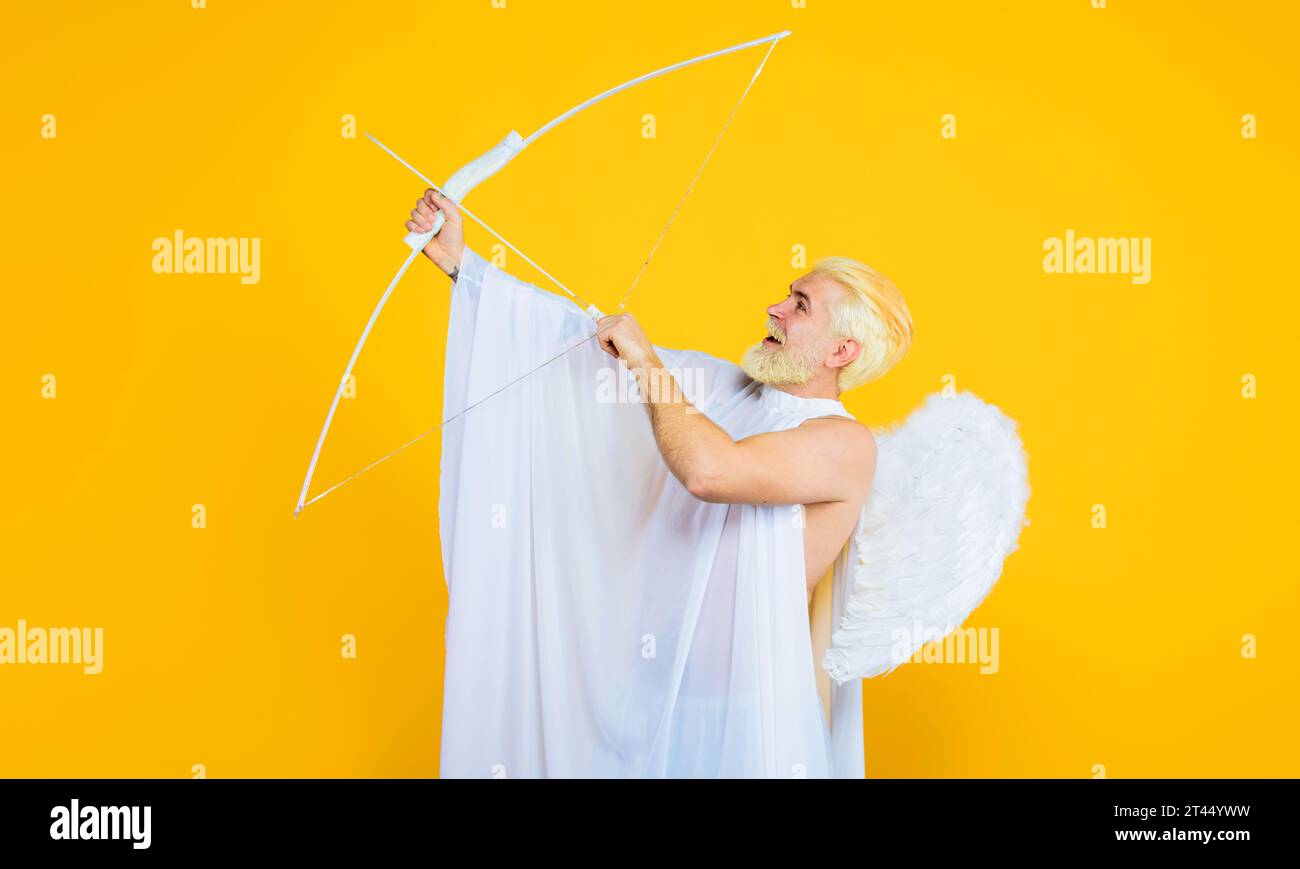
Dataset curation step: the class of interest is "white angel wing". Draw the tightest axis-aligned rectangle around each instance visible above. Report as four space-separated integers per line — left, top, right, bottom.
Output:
822 389 1031 683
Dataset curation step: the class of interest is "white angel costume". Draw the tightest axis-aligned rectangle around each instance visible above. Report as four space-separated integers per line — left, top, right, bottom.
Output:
437 248 1030 779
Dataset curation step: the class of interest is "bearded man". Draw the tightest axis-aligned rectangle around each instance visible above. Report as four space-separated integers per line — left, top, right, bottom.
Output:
407 187 914 778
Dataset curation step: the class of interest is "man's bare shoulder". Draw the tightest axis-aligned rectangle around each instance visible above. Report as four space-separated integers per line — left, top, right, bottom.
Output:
794 416 877 481
799 415 877 453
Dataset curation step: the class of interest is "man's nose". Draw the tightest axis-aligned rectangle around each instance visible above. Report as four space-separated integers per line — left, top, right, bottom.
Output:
766 300 784 319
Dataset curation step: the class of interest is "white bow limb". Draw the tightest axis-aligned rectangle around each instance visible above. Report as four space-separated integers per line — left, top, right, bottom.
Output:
295 30 791 517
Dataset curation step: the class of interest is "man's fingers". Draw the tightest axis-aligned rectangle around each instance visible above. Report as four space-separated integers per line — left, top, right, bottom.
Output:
408 192 445 234
596 318 626 350
433 190 461 221
600 330 623 358
595 323 615 352
420 188 461 224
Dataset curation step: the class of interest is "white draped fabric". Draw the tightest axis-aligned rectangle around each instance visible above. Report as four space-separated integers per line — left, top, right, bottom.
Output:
437 247 866 778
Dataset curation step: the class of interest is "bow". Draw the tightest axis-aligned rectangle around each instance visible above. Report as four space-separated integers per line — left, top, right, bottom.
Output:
294 29 792 517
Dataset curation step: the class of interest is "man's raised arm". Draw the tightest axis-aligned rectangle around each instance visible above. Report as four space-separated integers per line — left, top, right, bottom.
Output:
594 312 875 506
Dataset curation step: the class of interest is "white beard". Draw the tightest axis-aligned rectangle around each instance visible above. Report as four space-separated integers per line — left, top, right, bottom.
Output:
741 341 813 385
739 322 828 386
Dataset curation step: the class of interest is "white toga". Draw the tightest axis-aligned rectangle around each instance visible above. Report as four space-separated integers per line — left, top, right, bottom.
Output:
437 247 864 778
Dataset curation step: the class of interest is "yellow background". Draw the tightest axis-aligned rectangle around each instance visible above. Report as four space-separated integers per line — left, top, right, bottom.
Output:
3 0 1297 777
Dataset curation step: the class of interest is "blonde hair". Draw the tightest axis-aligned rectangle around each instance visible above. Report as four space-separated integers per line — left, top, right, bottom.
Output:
812 256 914 392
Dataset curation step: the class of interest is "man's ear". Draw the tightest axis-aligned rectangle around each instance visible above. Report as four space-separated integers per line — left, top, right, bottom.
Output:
826 337 861 371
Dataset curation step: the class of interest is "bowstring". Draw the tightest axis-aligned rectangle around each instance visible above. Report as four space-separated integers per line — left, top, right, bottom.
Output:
298 331 600 512
616 37 778 312
301 38 782 513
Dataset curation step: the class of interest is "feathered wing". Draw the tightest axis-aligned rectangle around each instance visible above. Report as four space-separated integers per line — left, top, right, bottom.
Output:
822 389 1031 683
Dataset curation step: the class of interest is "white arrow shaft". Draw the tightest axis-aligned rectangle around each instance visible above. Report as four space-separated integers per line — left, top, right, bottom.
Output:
368 132 583 304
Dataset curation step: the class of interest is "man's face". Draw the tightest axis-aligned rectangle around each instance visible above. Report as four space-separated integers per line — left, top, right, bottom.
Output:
740 272 846 386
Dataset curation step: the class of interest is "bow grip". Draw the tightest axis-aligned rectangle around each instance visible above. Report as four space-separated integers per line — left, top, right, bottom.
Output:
403 130 527 252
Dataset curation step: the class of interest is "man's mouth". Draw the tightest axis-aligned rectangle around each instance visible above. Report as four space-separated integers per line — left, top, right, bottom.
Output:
763 336 781 346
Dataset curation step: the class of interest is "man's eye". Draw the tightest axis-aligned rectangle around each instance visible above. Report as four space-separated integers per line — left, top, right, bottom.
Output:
797 301 806 312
